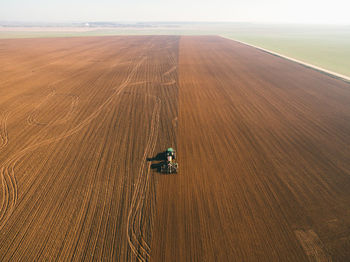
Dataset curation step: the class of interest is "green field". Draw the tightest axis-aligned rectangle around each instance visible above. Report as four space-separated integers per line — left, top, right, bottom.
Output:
220 24 350 78
1 23 349 78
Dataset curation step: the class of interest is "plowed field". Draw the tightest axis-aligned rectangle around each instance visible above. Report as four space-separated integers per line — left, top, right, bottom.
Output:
0 36 350 261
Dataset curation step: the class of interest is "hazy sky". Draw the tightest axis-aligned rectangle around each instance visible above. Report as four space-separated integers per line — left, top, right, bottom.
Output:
1 0 350 24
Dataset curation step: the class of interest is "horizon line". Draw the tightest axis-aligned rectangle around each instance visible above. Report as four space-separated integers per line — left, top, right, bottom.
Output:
1 21 350 26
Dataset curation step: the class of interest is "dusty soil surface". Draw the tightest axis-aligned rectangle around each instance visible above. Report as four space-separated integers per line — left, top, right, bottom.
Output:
0 36 178 261
0 35 349 261
152 36 350 261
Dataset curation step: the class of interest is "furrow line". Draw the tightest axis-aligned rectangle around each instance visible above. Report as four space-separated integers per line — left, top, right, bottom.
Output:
0 56 146 231
127 96 161 262
0 112 9 148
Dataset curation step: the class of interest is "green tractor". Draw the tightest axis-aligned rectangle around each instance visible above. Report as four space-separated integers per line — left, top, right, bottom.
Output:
161 148 178 174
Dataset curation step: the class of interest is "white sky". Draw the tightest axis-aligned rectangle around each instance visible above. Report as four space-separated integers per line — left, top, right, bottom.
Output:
1 0 350 24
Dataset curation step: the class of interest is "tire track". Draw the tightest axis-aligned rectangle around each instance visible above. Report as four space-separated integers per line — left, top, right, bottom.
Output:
127 94 161 262
113 57 147 93
54 94 80 125
0 112 9 148
26 65 94 127
64 55 148 260
0 157 20 229
0 55 146 231
162 65 177 77
129 81 150 86
63 94 80 123
27 93 80 126
161 80 176 86
27 88 56 126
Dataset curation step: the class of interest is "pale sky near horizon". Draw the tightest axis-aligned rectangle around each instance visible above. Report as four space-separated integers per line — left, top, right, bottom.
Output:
1 0 350 24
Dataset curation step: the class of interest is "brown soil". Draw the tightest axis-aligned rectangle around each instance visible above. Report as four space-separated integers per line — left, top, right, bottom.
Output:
0 35 349 261
0 36 178 261
152 36 350 262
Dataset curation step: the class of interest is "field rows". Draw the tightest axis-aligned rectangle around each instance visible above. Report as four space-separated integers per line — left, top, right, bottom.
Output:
0 36 178 261
152 36 350 261
0 36 350 261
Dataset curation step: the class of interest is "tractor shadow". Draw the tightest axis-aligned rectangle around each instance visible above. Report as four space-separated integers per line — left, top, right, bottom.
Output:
147 151 167 173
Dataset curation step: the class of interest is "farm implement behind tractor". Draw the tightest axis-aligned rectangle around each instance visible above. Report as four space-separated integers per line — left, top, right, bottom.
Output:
160 148 178 174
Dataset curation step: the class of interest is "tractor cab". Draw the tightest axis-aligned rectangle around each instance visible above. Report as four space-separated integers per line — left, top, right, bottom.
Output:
166 148 176 161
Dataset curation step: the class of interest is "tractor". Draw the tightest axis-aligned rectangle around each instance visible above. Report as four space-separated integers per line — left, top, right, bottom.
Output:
160 148 178 174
